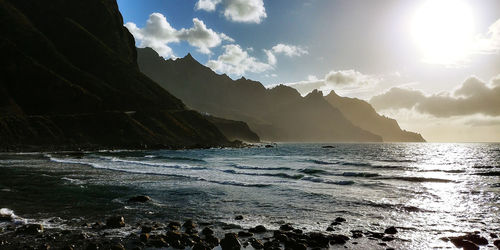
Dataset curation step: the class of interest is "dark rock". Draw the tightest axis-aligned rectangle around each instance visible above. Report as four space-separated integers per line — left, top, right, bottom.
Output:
308 232 330 247
193 242 210 250
106 216 125 228
128 195 151 203
378 242 387 246
140 233 149 242
322 145 335 149
91 222 103 230
183 220 197 230
329 234 349 245
494 239 500 248
330 221 341 226
205 234 220 248
449 234 488 247
384 226 398 234
234 215 243 220
85 243 99 250
326 227 334 232
274 231 289 242
279 224 294 231
491 233 498 238
237 231 253 237
141 225 152 234
381 236 395 242
110 243 125 250
368 232 385 239
201 227 214 235
293 229 303 234
351 230 363 238
181 233 195 246
168 221 181 231
167 231 182 242
265 145 274 148
150 238 168 248
249 225 266 233
61 245 74 250
334 217 346 223
220 233 241 250
16 224 43 234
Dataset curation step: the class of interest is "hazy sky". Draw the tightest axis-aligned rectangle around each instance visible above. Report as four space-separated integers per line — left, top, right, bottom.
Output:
118 0 500 142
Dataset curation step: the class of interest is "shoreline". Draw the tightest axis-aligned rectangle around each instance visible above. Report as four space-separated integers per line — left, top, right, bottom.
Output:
1 206 499 250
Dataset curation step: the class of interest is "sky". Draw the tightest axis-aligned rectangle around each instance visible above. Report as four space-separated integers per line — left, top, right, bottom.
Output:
117 0 500 142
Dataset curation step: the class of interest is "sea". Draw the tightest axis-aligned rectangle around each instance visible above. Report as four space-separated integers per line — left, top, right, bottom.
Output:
0 143 499 249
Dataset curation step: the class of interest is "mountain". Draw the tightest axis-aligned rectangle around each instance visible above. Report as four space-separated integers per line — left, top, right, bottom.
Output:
205 115 260 143
0 0 235 151
137 47 382 142
324 91 425 142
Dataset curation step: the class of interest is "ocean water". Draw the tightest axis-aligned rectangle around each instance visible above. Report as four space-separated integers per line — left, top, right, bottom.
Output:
0 143 499 248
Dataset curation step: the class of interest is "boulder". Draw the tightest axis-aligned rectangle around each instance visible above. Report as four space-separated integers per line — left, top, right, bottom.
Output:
234 215 243 220
237 231 253 237
183 220 197 230
201 227 214 236
220 233 241 250
334 217 346 223
279 224 294 231
384 226 398 234
249 225 267 233
16 224 44 234
329 234 349 245
106 216 125 228
249 238 264 249
128 195 151 203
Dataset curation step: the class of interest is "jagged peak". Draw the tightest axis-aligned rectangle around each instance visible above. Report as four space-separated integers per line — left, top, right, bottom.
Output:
307 89 324 98
326 90 340 97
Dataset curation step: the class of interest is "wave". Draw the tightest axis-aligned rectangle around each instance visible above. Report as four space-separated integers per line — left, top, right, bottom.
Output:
222 169 304 180
419 169 465 174
299 168 329 175
229 164 292 171
377 159 416 163
371 165 405 170
341 172 380 177
473 165 499 169
362 201 430 213
98 157 207 170
61 177 86 185
159 156 206 163
475 171 500 176
376 176 454 183
308 159 338 165
301 176 355 185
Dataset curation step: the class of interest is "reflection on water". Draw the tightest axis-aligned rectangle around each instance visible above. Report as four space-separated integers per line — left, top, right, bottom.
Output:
0 143 499 248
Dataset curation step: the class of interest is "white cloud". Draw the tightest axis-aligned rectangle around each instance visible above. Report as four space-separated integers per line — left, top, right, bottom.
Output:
475 18 500 54
195 0 221 12
125 13 233 58
207 44 272 76
284 70 380 96
271 44 308 57
195 0 267 24
263 49 277 65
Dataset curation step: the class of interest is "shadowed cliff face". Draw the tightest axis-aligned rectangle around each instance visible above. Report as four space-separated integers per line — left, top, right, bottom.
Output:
0 0 233 150
137 48 382 142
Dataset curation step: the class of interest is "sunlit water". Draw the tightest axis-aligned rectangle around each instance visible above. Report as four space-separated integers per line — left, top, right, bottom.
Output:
0 143 499 248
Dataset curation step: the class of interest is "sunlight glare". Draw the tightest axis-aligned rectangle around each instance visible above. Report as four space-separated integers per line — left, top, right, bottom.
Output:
411 0 475 65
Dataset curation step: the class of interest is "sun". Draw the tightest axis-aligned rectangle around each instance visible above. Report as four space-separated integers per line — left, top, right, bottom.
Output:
411 0 475 65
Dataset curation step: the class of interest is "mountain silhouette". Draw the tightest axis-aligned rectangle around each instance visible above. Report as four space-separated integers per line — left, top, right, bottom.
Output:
0 0 236 150
137 48 383 142
324 91 425 142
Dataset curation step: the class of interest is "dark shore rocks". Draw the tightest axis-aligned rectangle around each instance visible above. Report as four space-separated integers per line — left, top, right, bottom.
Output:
322 145 335 149
220 233 241 250
15 224 43 234
249 225 267 233
106 216 125 228
334 217 346 223
279 224 294 231
128 195 151 203
444 233 489 250
234 215 243 220
384 226 398 234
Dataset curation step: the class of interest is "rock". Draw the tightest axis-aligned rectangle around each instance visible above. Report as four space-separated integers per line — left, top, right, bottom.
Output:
378 242 387 246
265 144 274 148
326 227 334 232
85 243 99 250
140 233 149 242
279 224 294 231
449 234 488 247
110 243 125 250
368 232 385 239
308 232 330 247
329 234 349 245
237 231 253 237
168 221 181 231
141 225 152 234
205 234 220 248
249 225 267 233
150 238 169 248
351 230 363 238
167 231 182 242
16 224 43 234
491 233 498 238
384 226 398 234
322 145 335 148
249 238 264 249
234 215 243 220
334 217 346 223
128 195 151 203
106 216 125 228
494 239 500 248
193 242 210 250
201 227 214 235
183 220 197 230
91 222 103 230
274 231 289 242
220 233 241 250
293 229 303 234
381 236 395 242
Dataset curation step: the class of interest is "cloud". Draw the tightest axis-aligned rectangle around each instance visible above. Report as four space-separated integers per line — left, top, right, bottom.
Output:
125 13 232 57
284 70 380 95
263 49 277 65
370 75 500 117
195 0 267 24
195 0 221 12
206 44 273 76
271 44 308 57
475 18 500 54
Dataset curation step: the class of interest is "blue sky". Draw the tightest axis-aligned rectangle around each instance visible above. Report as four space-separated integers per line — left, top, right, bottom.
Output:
117 0 500 141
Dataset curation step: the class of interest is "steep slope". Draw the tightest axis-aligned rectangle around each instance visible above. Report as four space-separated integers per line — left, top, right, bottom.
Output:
0 0 232 151
205 116 260 143
324 91 425 142
138 48 382 142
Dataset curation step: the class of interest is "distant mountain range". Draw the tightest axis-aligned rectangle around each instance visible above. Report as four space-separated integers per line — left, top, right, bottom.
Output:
0 0 238 150
137 47 425 142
